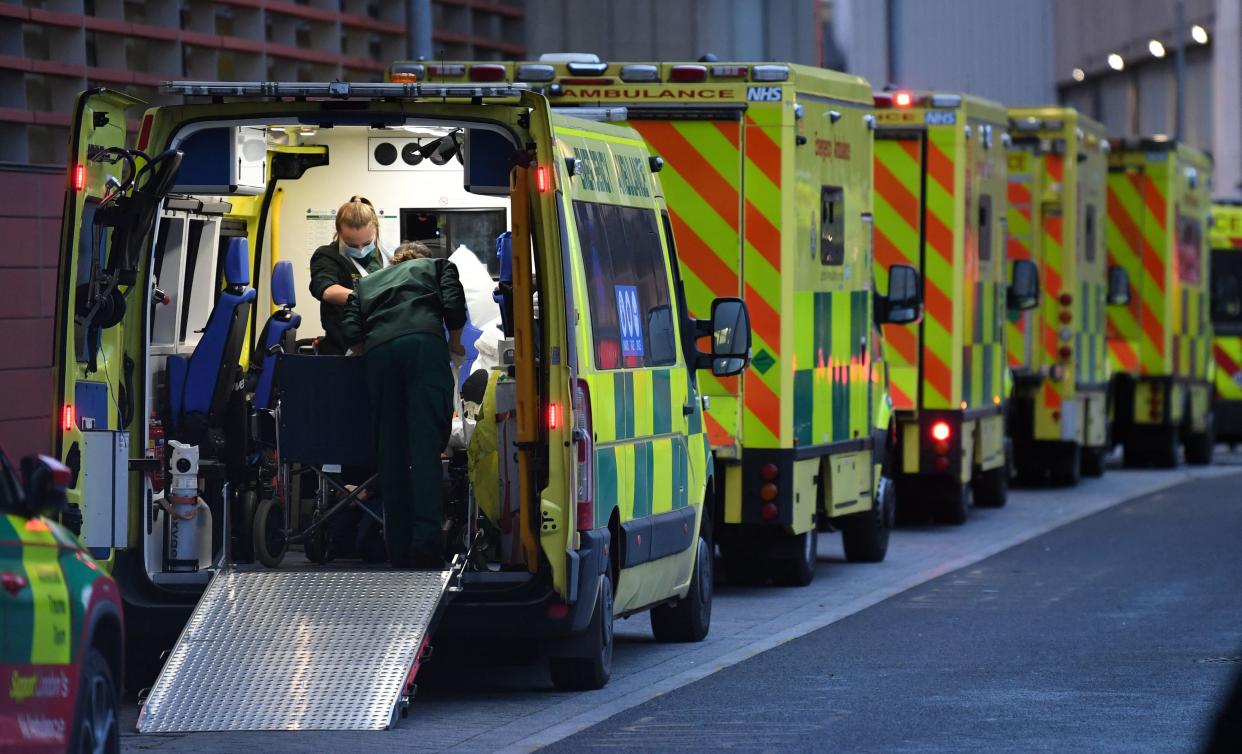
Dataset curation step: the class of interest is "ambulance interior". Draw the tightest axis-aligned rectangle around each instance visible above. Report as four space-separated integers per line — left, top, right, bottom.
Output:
134 120 538 585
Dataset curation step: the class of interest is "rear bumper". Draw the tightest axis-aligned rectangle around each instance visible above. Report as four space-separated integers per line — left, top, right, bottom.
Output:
439 528 608 640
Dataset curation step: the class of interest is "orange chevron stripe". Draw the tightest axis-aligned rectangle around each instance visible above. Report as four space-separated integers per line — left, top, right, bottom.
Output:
745 371 781 438
882 319 918 364
925 209 954 266
899 138 920 163
875 158 921 232
1008 181 1031 206
1140 299 1165 358
1045 214 1063 247
1045 264 1063 297
1131 171 1167 231
1008 236 1030 260
1045 154 1064 184
875 224 910 269
704 409 733 447
923 346 953 399
744 282 780 354
1107 189 1142 255
1110 339 1139 372
743 115 782 189
1043 380 1062 409
923 276 953 328
1215 343 1241 377
712 120 740 150
667 208 737 303
633 122 740 232
1141 240 1166 294
926 139 955 195
889 380 914 409
744 202 781 271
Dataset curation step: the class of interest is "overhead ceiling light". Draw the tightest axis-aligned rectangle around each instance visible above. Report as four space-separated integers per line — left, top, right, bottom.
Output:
1149 39 1166 58
1191 24 1209 44
1107 53 1125 71
1072 67 1085 82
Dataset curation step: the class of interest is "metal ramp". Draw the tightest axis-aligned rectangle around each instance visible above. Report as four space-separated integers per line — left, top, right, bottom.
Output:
137 568 455 732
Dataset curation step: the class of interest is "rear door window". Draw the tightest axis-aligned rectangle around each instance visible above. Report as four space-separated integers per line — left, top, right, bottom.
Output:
575 201 678 369
1211 249 1242 332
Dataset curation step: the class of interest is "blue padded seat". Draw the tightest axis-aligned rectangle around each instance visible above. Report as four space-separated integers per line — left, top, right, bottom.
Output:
251 260 301 410
167 237 257 437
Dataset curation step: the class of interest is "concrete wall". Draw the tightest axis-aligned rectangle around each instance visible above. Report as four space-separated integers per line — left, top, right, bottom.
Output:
0 165 64 461
525 0 820 64
835 0 1056 104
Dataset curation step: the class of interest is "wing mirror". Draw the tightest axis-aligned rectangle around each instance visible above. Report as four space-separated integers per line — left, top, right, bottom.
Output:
1107 265 1131 306
876 264 923 326
1007 259 1041 311
696 297 752 377
18 454 71 519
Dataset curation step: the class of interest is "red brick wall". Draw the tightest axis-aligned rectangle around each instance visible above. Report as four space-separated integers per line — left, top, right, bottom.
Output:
0 164 65 462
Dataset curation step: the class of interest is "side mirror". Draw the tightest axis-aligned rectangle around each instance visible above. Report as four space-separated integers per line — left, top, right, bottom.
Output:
1007 259 1041 311
18 454 70 519
696 297 751 377
1107 265 1131 306
876 264 923 325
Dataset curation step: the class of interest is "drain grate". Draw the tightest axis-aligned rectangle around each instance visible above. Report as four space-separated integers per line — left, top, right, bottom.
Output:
1198 656 1242 665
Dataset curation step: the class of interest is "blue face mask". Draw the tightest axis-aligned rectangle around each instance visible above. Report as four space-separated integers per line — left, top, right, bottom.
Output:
343 241 376 260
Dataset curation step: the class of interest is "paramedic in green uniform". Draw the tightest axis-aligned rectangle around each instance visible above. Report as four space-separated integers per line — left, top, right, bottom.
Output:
341 242 467 568
308 196 390 355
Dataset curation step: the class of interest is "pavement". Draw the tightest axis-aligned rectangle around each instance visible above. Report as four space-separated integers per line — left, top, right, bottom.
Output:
120 452 1242 753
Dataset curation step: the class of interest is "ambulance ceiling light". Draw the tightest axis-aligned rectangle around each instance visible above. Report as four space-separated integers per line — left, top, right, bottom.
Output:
1149 39 1166 58
669 65 708 83
1191 24 1209 44
516 64 555 82
750 64 789 82
620 64 660 82
1107 53 1125 71
710 65 747 79
929 93 961 108
470 64 507 82
893 90 913 107
566 61 608 76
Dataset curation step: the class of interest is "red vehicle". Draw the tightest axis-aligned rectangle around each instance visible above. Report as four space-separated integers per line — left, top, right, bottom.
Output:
0 450 124 754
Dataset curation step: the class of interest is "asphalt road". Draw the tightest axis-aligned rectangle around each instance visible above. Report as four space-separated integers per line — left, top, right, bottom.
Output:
121 459 1242 753
545 472 1242 754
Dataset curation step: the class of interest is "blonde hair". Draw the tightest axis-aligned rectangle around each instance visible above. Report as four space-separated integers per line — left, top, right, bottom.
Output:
392 241 432 263
332 195 380 244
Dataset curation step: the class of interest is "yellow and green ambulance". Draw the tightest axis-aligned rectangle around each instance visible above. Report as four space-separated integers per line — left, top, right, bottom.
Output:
873 90 1021 524
1106 138 1214 466
1208 201 1242 447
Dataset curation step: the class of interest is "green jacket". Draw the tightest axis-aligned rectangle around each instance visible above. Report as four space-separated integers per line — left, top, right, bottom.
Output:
340 257 467 351
308 242 382 355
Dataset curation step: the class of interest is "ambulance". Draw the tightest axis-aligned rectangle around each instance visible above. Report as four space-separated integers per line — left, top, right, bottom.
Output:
872 90 1025 524
403 58 926 585
1006 108 1122 483
1106 138 1214 467
50 78 751 729
1209 201 1242 446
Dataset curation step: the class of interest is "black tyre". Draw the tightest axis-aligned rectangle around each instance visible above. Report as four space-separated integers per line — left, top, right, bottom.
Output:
841 475 894 562
971 463 1009 508
303 509 331 564
1184 414 1215 466
651 535 712 642
770 529 817 587
931 480 970 526
70 648 119 754
254 496 288 568
549 574 614 690
232 488 258 563
1081 446 1108 477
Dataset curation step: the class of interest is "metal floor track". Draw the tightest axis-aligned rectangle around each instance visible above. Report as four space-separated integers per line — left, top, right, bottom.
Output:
137 568 452 732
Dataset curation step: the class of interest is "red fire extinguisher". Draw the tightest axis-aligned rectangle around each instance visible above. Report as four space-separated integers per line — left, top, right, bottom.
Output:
149 412 165 493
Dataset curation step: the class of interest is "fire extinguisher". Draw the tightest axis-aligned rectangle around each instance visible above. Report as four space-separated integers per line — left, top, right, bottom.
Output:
149 412 165 493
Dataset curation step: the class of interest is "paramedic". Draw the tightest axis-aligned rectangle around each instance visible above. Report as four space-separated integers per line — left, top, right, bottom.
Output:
309 195 391 355
341 242 467 568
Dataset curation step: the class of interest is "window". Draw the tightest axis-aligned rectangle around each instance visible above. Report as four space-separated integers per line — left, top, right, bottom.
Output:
821 186 845 265
978 194 992 261
575 201 678 370
1177 216 1203 285
1211 249 1242 331
399 208 507 275
1083 204 1097 262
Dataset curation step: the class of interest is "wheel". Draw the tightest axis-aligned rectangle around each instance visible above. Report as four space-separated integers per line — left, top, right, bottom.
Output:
1151 427 1181 469
1184 414 1215 466
651 535 713 642
841 474 893 562
1081 446 1107 477
931 480 970 526
233 488 258 562
549 574 614 690
971 463 1009 508
70 648 120 754
253 496 288 568
1050 444 1082 486
303 509 331 564
770 529 817 587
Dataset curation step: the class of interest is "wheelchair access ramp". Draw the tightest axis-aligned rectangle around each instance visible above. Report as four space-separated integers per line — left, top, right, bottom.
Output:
137 568 456 732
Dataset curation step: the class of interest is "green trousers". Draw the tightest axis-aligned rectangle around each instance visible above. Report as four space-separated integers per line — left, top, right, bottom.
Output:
365 333 453 564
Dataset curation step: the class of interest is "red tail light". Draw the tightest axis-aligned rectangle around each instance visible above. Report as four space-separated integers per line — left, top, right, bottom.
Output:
547 402 561 430
72 164 85 191
894 90 914 107
1059 293 1073 306
760 502 778 521
535 165 550 192
760 463 779 482
136 113 154 151
470 64 506 82
1059 346 1073 360
573 380 594 531
62 404 75 431
669 65 708 82
930 420 951 442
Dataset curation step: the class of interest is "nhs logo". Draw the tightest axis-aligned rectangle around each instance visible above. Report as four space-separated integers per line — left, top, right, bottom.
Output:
747 86 783 102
